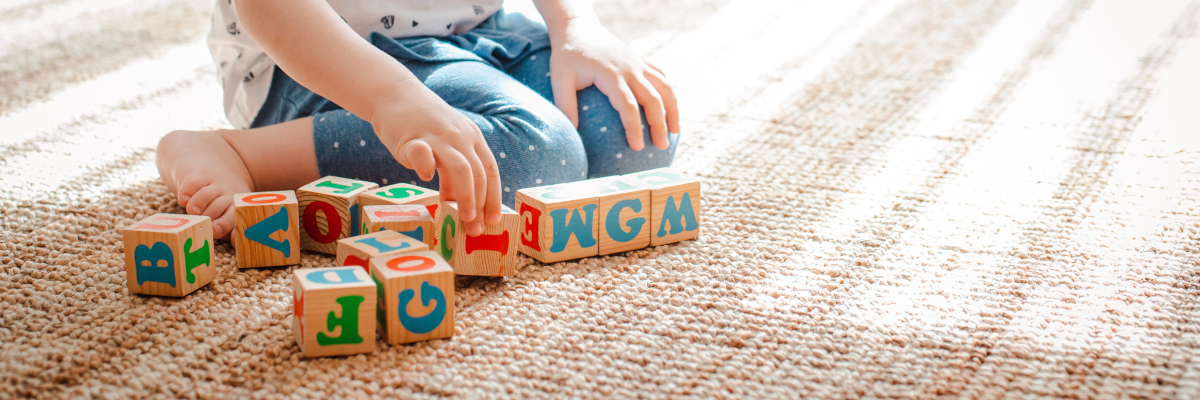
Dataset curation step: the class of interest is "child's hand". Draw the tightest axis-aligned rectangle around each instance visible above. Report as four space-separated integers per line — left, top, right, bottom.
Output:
370 87 502 236
548 19 680 151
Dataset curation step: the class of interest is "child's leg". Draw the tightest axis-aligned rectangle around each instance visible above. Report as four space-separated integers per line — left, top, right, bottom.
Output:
505 48 681 178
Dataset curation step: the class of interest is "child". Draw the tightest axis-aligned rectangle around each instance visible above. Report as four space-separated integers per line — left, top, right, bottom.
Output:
156 0 680 240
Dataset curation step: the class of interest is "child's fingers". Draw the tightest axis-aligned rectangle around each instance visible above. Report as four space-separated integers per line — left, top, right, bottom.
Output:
462 148 488 232
211 203 236 240
644 68 681 134
439 151 477 222
175 176 210 208
596 77 645 151
186 185 223 216
400 140 437 181
629 75 669 150
477 141 503 226
551 70 580 128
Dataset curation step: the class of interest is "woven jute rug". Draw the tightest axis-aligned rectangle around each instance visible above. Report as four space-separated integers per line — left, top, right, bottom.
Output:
4 0 1200 398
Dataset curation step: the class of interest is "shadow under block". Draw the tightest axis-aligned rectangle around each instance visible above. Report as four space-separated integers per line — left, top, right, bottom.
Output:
358 183 440 223
589 177 653 255
232 191 301 268
123 213 215 296
515 182 600 263
437 201 519 276
297 176 379 254
622 168 702 246
292 266 377 357
336 229 428 272
370 250 455 345
362 204 435 249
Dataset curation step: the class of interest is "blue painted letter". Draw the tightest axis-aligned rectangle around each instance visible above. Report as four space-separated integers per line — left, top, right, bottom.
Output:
399 226 424 243
306 268 363 284
657 192 699 237
354 236 411 253
135 242 176 287
548 204 598 252
244 206 291 257
606 199 645 243
398 281 447 334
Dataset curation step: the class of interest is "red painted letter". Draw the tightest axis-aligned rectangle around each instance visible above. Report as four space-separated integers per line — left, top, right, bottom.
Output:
519 203 541 251
303 201 342 244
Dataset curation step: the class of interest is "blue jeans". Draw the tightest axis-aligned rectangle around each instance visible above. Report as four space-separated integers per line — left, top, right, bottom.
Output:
251 10 679 207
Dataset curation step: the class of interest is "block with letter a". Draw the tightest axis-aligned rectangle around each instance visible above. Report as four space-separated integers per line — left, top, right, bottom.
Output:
362 204 435 249
515 181 600 263
122 213 215 296
297 176 378 254
370 250 455 344
621 168 702 246
335 229 427 272
436 201 519 276
292 266 376 357
233 191 300 268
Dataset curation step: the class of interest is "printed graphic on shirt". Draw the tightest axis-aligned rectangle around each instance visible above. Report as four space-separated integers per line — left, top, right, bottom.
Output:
381 15 395 29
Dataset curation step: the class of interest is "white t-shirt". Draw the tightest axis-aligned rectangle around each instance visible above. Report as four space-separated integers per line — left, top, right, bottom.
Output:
208 0 504 129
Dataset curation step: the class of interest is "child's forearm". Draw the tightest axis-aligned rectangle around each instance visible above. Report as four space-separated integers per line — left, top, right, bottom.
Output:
234 0 422 125
532 0 600 45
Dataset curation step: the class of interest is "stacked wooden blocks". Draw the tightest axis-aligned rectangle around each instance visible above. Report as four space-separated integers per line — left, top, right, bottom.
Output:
436 202 520 277
232 191 301 268
370 250 455 344
358 183 441 229
362 204 435 248
292 266 377 357
335 229 427 271
123 213 215 296
298 176 379 254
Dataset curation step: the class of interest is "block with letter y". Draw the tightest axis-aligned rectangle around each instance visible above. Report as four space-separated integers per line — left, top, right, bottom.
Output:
292 266 377 357
233 191 300 268
621 168 702 246
122 213 215 296
370 250 455 345
515 181 600 263
297 176 379 254
436 201 519 276
335 229 427 271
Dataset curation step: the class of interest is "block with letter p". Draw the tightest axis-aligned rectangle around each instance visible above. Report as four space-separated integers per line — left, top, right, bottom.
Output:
233 191 300 268
122 213 215 296
436 201 519 276
292 266 376 357
362 205 435 248
298 176 378 254
621 168 702 246
515 182 600 263
370 250 455 344
335 229 427 272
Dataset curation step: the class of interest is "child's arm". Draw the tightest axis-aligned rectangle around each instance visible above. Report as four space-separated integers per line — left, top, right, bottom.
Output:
534 0 681 151
234 0 502 234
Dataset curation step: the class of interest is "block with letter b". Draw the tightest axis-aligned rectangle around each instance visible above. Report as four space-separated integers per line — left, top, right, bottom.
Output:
621 168 702 246
123 213 215 296
298 176 379 254
358 183 440 225
370 250 455 344
515 182 600 263
233 191 300 268
362 205 435 248
436 201 519 276
335 229 427 272
292 266 377 357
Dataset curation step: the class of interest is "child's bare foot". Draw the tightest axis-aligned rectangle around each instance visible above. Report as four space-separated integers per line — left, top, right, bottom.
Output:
156 130 254 239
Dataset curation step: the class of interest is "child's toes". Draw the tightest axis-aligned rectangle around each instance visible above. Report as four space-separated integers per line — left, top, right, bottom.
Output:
211 203 236 239
176 176 210 208
186 185 222 215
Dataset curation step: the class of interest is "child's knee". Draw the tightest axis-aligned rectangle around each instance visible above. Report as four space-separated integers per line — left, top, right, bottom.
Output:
573 87 679 178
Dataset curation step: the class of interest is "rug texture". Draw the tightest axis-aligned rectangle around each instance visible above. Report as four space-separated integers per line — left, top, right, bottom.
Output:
3 0 1200 398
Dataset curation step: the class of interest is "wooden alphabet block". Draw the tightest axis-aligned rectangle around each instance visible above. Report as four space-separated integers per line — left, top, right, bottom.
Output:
123 213 215 296
588 177 653 255
436 201 519 276
336 229 428 272
292 266 377 357
515 181 600 263
358 183 440 225
362 205 435 248
232 191 300 268
370 250 455 344
621 168 702 246
297 176 379 254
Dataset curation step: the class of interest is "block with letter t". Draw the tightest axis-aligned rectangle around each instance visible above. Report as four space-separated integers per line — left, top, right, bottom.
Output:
232 191 300 268
370 250 455 344
436 201 519 276
357 182 440 227
362 204 435 248
292 266 377 357
123 213 215 296
515 181 600 263
335 229 427 272
297 176 379 254
621 168 702 246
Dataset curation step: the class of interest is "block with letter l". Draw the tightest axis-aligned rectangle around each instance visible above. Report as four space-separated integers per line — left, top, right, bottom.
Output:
292 266 376 357
122 213 215 296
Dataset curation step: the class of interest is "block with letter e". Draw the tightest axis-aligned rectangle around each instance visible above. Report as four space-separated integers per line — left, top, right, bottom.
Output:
233 191 300 268
370 250 455 344
362 204 435 248
335 229 427 272
292 266 377 357
358 183 440 228
123 213 215 296
515 181 600 263
298 176 378 254
436 201 519 276
621 168 702 246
